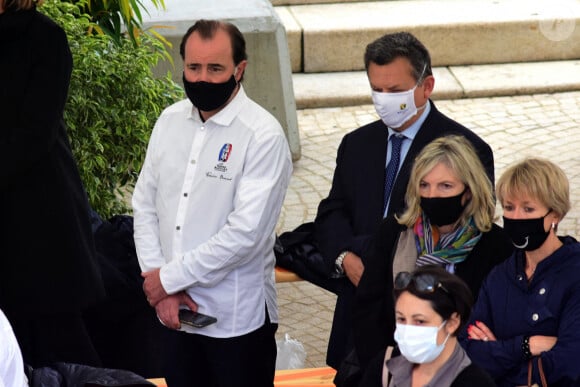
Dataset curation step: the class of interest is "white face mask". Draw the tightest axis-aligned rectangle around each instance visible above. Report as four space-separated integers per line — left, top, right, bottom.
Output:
371 64 428 129
394 321 449 364
372 86 420 129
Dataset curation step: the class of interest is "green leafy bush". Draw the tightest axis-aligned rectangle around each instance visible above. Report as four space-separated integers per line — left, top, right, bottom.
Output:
40 0 183 218
68 0 168 47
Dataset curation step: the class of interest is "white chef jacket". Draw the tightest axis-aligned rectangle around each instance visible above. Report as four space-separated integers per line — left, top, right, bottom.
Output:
0 310 28 387
132 86 292 338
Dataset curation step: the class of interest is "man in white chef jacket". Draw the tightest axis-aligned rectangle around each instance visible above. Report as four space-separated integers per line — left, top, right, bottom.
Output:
132 19 293 387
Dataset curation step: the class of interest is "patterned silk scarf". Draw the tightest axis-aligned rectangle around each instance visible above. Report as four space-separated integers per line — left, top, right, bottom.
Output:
414 214 482 268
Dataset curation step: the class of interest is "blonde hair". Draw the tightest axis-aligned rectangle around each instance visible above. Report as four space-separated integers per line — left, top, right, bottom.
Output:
397 135 495 232
497 157 570 219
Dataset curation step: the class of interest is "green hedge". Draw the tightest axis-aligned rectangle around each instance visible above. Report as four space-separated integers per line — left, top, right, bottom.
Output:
40 0 183 218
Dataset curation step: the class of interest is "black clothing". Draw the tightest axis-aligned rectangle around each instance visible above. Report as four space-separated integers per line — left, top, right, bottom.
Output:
353 216 513 371
160 317 278 387
359 351 497 387
0 8 104 367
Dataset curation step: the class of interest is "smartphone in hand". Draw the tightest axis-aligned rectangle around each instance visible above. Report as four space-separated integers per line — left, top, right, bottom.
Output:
178 309 217 328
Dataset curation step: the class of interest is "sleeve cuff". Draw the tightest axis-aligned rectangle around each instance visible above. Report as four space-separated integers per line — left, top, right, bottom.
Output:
160 258 191 294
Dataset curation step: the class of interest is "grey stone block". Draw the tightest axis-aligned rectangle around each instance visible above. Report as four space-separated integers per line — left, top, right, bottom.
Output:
142 0 301 160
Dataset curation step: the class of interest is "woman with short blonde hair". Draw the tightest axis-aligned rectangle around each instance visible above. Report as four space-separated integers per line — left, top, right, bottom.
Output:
496 157 570 225
463 157 580 386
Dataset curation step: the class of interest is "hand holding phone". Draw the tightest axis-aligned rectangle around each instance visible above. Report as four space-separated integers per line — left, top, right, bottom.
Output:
178 309 217 328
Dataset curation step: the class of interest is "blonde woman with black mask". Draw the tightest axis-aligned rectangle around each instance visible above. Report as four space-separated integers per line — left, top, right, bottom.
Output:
462 158 580 386
351 135 513 380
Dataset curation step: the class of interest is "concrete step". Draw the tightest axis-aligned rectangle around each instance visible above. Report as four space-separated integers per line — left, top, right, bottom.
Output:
292 60 580 108
271 0 360 5
275 0 580 73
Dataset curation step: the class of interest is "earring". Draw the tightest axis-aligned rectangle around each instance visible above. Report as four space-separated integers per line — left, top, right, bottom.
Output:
551 222 557 230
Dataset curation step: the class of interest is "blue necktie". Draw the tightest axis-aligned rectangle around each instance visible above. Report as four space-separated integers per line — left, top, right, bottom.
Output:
383 134 404 216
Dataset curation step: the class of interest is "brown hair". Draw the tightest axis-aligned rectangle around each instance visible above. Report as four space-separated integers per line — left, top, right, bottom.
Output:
179 19 247 82
179 19 247 65
3 0 43 12
394 265 473 336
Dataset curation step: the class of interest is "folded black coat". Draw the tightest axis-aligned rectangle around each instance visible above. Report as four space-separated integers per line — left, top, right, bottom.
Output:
27 362 154 387
84 213 163 378
275 222 343 294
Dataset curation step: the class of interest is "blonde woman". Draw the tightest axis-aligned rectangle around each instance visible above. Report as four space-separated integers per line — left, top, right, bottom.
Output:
463 158 580 386
351 135 513 379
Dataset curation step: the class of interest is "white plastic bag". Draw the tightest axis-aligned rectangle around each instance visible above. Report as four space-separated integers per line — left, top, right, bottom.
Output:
275 333 307 370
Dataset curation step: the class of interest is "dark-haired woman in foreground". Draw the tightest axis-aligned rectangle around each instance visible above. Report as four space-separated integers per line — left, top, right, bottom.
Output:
360 265 495 386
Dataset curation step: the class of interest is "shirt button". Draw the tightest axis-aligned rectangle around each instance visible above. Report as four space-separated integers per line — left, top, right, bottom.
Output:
532 313 539 321
176 226 181 231
539 288 546 295
200 126 205 131
517 275 523 281
183 193 188 197
190 159 196 164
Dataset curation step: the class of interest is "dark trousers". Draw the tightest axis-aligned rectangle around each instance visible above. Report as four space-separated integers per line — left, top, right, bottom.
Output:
8 311 101 369
161 314 278 387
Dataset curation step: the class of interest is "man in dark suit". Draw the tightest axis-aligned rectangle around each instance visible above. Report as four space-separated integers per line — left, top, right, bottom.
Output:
313 32 494 370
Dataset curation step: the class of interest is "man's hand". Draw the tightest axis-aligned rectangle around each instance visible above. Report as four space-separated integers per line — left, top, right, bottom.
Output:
155 292 199 330
142 268 168 306
343 252 364 287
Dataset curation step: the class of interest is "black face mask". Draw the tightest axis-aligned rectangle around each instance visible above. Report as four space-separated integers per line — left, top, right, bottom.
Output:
502 210 551 251
183 73 237 112
420 189 467 227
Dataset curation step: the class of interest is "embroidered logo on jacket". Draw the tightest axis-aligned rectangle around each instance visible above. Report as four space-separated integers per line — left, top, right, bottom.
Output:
209 143 233 180
218 143 233 162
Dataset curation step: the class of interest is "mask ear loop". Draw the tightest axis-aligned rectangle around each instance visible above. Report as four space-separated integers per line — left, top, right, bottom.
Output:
414 63 429 111
416 63 428 85
438 320 451 347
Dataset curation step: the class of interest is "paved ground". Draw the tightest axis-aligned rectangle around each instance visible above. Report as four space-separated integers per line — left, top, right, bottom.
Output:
274 90 580 368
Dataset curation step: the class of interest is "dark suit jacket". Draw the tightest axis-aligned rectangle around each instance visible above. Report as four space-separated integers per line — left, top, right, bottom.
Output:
313 102 495 368
353 216 514 372
0 9 104 318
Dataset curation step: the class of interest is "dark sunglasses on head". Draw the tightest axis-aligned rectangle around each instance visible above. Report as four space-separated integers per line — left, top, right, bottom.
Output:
394 271 449 295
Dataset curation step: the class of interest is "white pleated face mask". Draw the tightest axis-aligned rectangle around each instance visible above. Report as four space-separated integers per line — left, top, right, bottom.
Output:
371 64 428 129
372 86 419 129
394 321 449 364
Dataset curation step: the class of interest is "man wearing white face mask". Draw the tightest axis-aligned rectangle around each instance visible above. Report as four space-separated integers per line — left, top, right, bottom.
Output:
133 19 293 387
313 32 494 371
